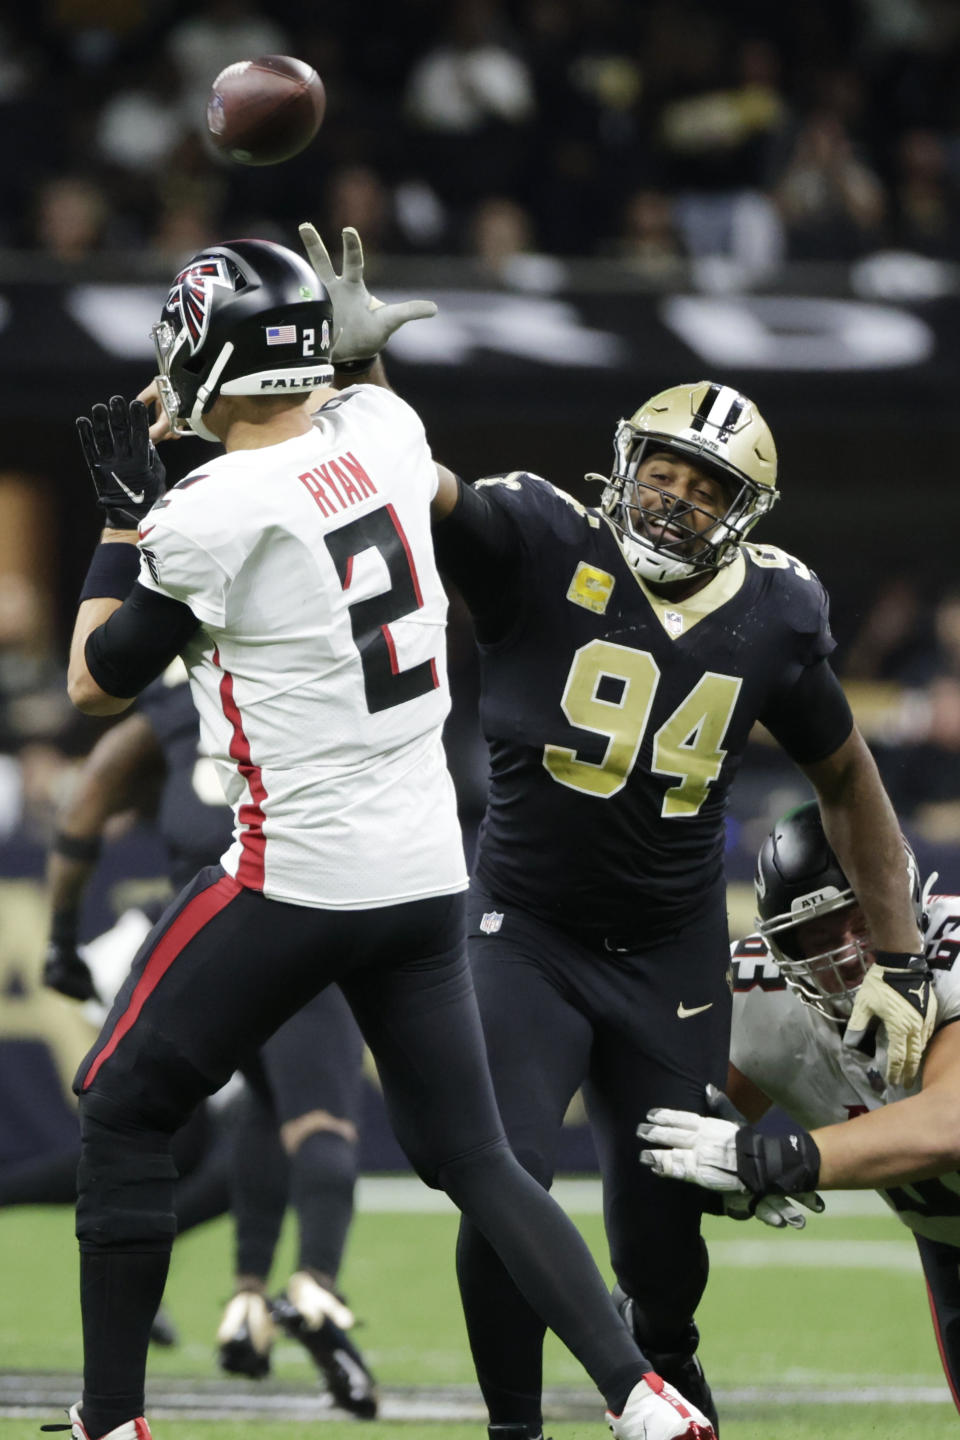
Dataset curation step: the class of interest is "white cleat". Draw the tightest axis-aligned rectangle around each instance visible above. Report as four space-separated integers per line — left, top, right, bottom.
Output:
605 1374 717 1440
42 1403 153 1440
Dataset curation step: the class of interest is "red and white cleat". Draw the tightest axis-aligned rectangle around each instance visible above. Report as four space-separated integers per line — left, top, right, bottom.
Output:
605 1373 717 1440
42 1404 153 1440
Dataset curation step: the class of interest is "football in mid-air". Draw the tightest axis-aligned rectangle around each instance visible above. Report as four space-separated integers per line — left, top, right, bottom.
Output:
206 55 325 166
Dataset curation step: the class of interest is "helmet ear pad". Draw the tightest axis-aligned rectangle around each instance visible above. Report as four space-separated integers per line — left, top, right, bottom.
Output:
152 239 334 439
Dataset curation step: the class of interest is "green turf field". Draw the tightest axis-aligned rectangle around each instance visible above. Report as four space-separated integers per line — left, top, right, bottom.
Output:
1 1179 955 1438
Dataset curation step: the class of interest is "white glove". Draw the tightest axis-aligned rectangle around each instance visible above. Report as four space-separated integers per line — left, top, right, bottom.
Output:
298 223 437 363
843 955 937 1088
639 1111 742 1190
638 1087 824 1225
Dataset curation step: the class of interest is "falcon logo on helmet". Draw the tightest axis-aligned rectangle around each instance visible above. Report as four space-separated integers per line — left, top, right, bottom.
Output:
151 238 334 443
165 257 234 355
587 380 779 585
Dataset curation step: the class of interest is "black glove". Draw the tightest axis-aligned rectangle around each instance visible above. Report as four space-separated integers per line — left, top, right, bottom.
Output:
76 395 166 528
42 940 97 1002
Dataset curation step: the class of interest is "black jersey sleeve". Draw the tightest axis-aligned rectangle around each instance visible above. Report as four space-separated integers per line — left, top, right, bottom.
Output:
432 476 525 642
759 658 854 764
85 582 201 699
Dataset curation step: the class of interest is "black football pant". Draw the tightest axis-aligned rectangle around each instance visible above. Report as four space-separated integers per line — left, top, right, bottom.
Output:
457 882 732 1428
231 984 365 1284
917 1234 960 1414
72 868 647 1440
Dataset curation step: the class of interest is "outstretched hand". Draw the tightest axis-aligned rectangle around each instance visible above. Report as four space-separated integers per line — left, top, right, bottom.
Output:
638 1084 824 1229
298 223 437 363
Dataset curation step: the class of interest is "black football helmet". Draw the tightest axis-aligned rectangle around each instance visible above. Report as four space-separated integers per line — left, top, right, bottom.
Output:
754 800 922 1024
151 239 334 442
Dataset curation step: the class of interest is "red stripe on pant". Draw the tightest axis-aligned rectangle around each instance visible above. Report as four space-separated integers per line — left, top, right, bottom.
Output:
81 874 242 1092
925 1276 960 1415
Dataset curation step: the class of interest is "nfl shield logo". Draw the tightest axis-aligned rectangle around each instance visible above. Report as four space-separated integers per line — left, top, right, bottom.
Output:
665 609 684 637
480 911 504 935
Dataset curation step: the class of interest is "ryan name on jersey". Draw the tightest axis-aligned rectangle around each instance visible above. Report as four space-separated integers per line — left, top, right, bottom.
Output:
297 451 379 520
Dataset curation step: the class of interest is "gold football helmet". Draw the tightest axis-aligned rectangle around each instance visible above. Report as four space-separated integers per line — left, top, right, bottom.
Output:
590 380 779 583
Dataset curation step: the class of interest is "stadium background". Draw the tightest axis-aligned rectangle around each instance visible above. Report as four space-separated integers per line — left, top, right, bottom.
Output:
1 4 960 1427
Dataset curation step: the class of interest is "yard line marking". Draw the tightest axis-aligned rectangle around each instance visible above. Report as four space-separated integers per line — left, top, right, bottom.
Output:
707 1238 917 1270
355 1175 893 1218
0 1377 953 1419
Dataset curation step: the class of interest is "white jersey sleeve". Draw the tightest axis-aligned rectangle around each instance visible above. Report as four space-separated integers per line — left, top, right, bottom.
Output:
922 890 960 1024
136 484 237 628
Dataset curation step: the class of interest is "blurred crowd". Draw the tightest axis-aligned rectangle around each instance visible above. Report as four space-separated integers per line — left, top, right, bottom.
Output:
4 0 960 280
1 0 959 866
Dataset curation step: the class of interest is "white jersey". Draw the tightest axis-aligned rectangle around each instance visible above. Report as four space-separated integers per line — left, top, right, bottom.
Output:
135 385 467 909
730 890 960 1245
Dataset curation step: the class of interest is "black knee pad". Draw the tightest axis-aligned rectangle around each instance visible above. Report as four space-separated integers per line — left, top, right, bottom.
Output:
76 1090 179 1250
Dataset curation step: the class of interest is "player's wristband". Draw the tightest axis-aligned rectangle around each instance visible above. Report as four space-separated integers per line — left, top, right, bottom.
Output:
873 950 926 971
333 355 379 375
735 1126 821 1197
79 542 141 602
52 830 103 864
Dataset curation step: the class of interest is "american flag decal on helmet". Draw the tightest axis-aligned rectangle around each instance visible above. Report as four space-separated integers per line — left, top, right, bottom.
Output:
688 384 746 442
165 256 234 355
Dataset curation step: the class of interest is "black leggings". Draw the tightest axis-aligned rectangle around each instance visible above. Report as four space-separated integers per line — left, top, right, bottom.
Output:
917 1234 960 1414
456 882 732 1426
72 868 647 1438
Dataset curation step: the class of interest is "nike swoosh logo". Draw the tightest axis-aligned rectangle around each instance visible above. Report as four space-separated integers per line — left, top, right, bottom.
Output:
139 525 155 539
111 471 145 505
677 1001 713 1019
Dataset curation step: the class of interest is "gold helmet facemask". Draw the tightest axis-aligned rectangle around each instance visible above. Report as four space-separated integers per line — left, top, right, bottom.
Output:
589 380 779 584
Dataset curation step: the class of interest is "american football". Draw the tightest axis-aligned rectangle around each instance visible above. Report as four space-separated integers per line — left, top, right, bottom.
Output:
206 54 325 166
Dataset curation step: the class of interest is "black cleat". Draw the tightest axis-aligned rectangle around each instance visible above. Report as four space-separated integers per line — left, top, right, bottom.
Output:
216 1291 275 1379
272 1271 378 1418
612 1284 719 1436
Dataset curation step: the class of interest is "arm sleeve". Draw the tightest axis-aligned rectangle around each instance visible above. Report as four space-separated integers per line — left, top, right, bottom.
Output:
432 477 524 642
759 658 854 764
84 583 201 699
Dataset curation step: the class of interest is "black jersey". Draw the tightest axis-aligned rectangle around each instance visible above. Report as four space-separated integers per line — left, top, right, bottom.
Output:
137 665 233 886
434 472 852 944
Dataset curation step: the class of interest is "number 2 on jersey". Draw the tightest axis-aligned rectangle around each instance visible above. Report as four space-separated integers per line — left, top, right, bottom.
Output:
543 638 741 815
325 506 439 714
